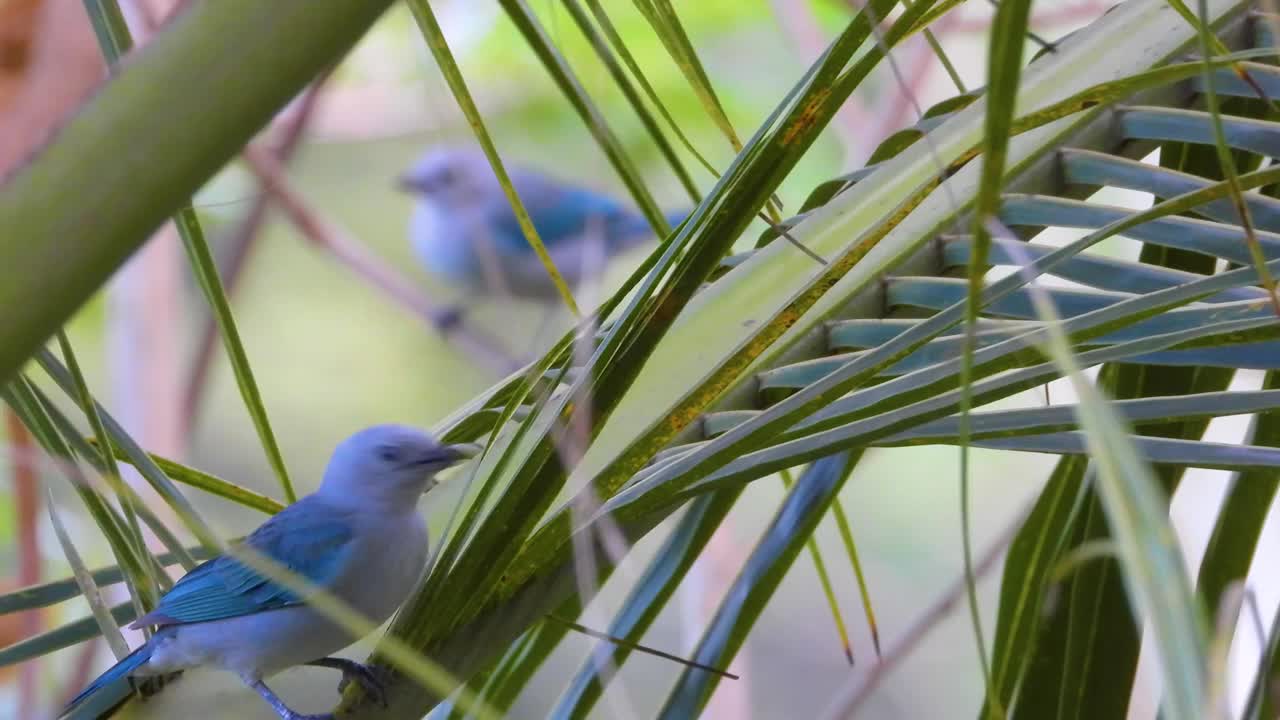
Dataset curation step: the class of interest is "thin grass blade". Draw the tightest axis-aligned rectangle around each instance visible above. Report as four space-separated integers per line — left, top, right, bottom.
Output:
84 0 297 502
406 0 581 316
44 484 130 660
656 452 860 718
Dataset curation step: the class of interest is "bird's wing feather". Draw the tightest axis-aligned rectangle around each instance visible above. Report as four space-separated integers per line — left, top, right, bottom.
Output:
487 181 641 254
133 499 355 627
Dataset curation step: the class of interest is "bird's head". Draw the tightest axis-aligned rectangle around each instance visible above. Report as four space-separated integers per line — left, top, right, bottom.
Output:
319 424 474 506
397 147 498 209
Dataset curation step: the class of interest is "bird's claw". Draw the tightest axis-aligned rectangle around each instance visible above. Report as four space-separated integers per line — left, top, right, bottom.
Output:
128 672 180 700
336 663 389 708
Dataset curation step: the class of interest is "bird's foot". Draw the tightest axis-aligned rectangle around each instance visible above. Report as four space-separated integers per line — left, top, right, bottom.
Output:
431 304 466 333
307 657 390 708
248 677 343 720
128 671 180 700
335 662 390 708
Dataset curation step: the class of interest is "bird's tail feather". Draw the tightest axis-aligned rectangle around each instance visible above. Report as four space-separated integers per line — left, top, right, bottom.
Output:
59 643 153 720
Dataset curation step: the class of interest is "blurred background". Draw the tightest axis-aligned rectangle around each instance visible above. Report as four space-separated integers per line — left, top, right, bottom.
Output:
1 1 1220 718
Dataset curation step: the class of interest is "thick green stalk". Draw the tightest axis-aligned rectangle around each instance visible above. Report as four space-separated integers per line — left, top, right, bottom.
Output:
0 0 394 383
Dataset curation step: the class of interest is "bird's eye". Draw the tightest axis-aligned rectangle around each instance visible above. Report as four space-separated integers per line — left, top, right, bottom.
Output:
378 446 401 464
436 167 456 186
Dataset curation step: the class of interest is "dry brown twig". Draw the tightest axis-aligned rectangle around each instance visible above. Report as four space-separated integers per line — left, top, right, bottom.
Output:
817 500 1032 719
0 0 103 176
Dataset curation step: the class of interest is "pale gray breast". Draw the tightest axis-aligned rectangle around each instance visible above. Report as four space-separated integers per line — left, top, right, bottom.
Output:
329 510 430 625
410 201 483 282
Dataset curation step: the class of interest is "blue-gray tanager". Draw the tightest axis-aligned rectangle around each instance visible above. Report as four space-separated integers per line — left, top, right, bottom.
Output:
398 146 686 308
61 425 470 720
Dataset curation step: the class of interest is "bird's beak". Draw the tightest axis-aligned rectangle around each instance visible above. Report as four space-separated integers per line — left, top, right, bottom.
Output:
416 443 479 468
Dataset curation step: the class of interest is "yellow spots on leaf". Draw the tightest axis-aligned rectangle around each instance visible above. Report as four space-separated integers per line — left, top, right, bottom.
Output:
783 88 832 147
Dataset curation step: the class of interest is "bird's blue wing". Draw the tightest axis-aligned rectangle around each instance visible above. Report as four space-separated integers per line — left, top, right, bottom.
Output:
134 499 355 626
489 186 644 254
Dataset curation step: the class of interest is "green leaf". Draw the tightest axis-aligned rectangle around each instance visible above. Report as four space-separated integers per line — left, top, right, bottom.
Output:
2 378 155 596
985 455 1089 714
551 489 740 718
1010 88 1248 718
1245 584 1280 719
656 452 861 717
43 483 131 660
1196 159 1280 623
465 617 568 716
1002 239 1208 720
827 494 880 657
853 389 1280 444
52 3 1280 719
55 331 157 610
37 349 220 551
630 0 743 154
619 265 1280 522
372 10 913 714
0 601 136 667
406 0 581 317
944 236 1269 300
173 209 296 502
0 548 212 616
82 0 132 63
787 467 857 667
568 0 703 201
1059 148 1280 231
26 382 197 572
84 0 300 504
498 0 668 232
90 438 285 515
381 12 1273 714
0 0 396 383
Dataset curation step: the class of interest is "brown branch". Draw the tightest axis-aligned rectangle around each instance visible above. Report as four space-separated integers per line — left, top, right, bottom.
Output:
0 0 43 111
0 0 104 175
817 501 1031 719
181 77 329 435
239 144 521 375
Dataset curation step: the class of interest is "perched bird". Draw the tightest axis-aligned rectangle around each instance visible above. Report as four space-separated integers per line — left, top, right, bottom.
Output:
61 425 472 720
398 146 686 312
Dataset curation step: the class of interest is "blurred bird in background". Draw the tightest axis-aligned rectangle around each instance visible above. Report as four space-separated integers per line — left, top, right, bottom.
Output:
398 146 686 331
